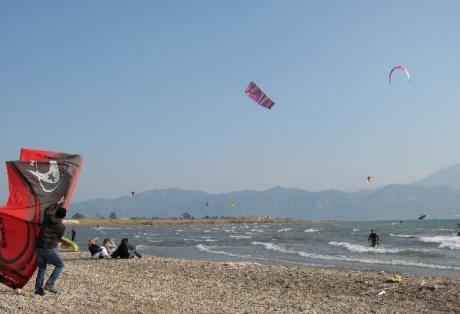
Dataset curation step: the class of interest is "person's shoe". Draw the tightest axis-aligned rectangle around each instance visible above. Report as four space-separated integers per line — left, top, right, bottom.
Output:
34 288 45 296
44 285 58 294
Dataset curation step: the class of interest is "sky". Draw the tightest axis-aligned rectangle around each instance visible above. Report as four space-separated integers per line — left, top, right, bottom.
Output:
1 1 460 202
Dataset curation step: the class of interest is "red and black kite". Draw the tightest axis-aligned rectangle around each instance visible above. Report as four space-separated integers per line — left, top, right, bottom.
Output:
0 149 83 289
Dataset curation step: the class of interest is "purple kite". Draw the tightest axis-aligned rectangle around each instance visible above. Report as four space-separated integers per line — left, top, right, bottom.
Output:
245 81 275 109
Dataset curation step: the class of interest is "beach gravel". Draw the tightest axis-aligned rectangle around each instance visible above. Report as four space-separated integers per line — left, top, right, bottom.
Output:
0 252 459 313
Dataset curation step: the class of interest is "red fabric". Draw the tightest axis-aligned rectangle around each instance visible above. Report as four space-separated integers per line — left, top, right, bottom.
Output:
0 149 82 288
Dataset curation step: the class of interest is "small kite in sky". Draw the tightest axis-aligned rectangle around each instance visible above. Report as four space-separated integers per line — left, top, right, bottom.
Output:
245 81 275 109
130 192 136 197
367 176 374 185
389 65 411 84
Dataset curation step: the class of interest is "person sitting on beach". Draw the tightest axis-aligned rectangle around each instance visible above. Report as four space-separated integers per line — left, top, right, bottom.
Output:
368 230 380 247
88 238 110 259
103 238 116 255
111 238 142 259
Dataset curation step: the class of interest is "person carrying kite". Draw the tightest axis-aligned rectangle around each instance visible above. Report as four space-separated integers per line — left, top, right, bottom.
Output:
35 197 67 295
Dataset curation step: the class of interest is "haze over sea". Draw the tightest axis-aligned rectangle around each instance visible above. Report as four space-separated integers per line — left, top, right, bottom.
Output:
72 219 460 278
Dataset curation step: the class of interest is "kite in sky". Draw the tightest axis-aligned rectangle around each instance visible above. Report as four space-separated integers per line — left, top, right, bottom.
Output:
0 149 82 289
389 65 411 84
130 192 136 197
366 176 374 185
245 81 275 109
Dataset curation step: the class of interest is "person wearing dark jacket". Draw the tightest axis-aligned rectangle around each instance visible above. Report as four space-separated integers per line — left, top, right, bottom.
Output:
111 238 142 259
368 230 380 248
35 201 66 295
88 238 110 259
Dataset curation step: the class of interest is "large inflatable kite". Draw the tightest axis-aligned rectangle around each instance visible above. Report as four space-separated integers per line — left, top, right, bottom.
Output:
0 149 82 289
245 81 275 109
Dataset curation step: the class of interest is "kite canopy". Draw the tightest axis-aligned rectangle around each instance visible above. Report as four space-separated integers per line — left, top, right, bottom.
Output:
389 65 411 84
245 81 275 109
0 149 83 289
366 176 374 185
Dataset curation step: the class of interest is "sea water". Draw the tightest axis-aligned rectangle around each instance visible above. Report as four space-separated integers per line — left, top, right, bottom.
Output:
70 220 460 277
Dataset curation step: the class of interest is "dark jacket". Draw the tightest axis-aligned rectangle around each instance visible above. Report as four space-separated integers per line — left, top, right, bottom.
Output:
89 244 103 256
36 204 66 249
111 239 137 259
368 232 379 242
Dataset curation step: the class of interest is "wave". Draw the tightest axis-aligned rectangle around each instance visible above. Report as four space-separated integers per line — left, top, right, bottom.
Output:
195 244 330 268
328 241 434 255
250 242 460 271
418 236 460 250
196 244 242 257
136 244 152 250
184 238 217 242
389 234 416 238
277 228 291 232
329 241 401 253
352 228 360 232
229 235 252 239
304 228 319 233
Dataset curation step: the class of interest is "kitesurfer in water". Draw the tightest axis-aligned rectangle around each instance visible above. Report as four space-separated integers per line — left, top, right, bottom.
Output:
111 238 142 259
368 230 380 248
35 199 67 295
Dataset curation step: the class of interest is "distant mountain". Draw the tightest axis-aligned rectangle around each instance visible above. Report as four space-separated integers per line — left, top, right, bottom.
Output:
71 184 460 221
415 163 460 190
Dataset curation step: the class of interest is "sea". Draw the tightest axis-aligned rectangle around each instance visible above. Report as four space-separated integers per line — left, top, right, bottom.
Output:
68 219 460 278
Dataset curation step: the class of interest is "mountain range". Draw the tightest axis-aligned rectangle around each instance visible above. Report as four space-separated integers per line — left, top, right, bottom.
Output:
72 164 460 220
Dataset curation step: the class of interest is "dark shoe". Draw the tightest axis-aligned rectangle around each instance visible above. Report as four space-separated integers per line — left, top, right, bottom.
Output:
44 285 58 294
35 288 45 296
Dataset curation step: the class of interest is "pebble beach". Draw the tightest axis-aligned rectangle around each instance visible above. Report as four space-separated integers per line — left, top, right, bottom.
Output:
1 252 459 313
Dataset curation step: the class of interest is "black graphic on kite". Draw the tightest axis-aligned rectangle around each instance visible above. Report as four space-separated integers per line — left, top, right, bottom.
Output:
0 149 83 289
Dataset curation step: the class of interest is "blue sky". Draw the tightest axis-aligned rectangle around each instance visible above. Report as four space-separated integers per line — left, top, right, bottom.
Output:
1 1 460 202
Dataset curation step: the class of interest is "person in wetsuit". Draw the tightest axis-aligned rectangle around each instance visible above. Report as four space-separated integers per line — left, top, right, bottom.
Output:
368 230 380 247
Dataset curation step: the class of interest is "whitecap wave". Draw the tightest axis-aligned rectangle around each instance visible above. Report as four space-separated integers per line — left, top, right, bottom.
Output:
250 242 460 271
352 228 360 232
229 235 252 239
389 234 417 238
277 228 291 232
418 236 460 250
304 228 319 233
329 241 400 254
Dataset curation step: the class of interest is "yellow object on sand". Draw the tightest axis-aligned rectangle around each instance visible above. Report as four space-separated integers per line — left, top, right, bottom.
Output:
60 237 79 252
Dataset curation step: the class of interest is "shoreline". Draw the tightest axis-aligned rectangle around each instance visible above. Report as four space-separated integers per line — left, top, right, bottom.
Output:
1 252 459 313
